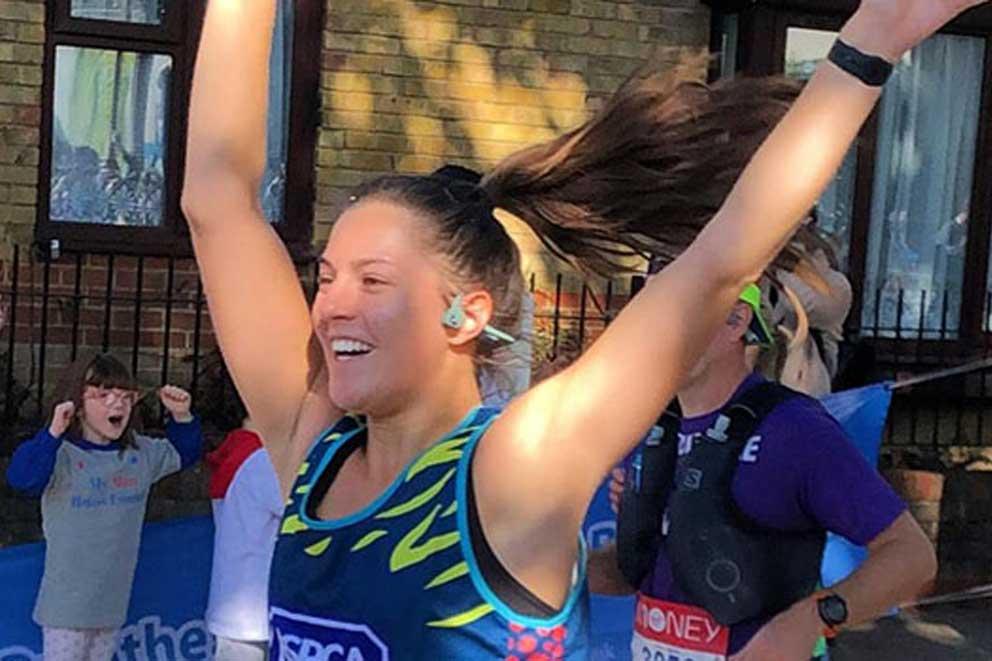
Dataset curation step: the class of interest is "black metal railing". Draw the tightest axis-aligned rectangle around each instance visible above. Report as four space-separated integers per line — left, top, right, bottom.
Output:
2 244 991 456
850 287 992 455
0 246 637 449
1 246 220 449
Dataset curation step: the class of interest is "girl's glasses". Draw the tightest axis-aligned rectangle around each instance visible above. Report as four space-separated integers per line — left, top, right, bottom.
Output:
84 386 141 407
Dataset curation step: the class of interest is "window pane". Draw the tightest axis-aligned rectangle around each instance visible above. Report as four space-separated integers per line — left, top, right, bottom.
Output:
785 28 856 269
785 28 836 79
70 0 163 25
50 46 171 227
716 14 738 80
262 0 294 224
862 34 985 339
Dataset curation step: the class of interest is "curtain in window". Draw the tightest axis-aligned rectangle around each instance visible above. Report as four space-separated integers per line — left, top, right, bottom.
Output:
50 46 170 226
262 0 294 223
862 34 985 338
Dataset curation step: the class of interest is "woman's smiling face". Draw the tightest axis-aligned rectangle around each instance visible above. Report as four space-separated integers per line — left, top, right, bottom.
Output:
311 198 454 415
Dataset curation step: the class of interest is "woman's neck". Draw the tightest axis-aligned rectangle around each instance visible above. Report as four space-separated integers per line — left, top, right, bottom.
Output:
363 370 481 485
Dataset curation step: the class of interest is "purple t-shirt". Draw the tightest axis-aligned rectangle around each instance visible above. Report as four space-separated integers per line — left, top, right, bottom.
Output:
641 374 906 654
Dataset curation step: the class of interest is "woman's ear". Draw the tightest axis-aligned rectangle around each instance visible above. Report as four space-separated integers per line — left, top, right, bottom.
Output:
445 290 495 347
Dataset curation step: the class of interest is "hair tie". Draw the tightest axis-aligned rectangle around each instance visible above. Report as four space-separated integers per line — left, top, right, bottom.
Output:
432 164 483 186
431 164 497 223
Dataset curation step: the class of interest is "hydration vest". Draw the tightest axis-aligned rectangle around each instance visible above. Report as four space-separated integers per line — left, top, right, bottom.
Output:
616 382 826 626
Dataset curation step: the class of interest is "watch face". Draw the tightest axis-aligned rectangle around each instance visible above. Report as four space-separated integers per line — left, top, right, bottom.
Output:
820 595 848 626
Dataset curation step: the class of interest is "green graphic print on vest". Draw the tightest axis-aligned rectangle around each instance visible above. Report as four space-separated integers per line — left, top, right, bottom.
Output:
269 406 590 661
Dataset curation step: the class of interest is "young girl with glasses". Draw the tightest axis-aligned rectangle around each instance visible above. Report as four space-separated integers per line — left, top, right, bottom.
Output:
6 353 203 661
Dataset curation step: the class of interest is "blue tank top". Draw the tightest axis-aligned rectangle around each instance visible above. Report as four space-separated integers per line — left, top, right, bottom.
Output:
268 406 590 660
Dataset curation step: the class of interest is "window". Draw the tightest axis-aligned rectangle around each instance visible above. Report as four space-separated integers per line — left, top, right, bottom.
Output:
70 0 164 25
36 0 321 256
50 45 171 228
726 3 992 343
863 35 984 338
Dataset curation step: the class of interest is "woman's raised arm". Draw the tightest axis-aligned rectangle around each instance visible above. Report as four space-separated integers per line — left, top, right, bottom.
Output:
482 0 986 551
182 0 338 473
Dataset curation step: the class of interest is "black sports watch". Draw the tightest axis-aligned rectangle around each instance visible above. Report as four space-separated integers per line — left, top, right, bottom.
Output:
816 593 849 633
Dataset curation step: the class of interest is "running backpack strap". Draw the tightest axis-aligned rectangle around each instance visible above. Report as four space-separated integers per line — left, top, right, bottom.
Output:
713 382 799 452
706 381 801 532
616 408 680 589
666 381 825 626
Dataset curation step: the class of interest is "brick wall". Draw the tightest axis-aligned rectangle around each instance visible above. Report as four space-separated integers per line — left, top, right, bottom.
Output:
0 254 216 427
7 255 206 350
0 0 43 252
936 469 992 590
316 0 711 285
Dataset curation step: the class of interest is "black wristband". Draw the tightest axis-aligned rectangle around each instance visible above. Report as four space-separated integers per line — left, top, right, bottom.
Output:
828 39 894 87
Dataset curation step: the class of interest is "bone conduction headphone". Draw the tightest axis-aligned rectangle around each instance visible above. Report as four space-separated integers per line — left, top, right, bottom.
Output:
441 294 517 345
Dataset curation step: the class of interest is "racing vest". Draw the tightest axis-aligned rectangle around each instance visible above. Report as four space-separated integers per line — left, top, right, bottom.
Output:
617 382 826 626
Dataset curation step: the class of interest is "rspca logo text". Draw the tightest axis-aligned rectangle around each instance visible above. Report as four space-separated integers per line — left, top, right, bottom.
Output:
270 608 388 661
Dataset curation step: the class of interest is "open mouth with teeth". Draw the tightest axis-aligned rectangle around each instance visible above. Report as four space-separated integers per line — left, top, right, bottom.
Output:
108 415 126 428
331 338 375 360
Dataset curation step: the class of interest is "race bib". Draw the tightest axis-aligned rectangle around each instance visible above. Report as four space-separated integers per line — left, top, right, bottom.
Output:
631 593 730 661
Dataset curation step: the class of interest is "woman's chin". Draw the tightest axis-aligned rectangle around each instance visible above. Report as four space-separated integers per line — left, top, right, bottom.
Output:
329 388 405 418
328 389 371 415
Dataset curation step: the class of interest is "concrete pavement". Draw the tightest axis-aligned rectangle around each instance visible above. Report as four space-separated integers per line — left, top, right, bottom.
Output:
832 603 992 660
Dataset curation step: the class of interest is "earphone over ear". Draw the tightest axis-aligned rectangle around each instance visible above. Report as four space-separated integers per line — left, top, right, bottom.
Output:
441 294 517 345
441 294 467 331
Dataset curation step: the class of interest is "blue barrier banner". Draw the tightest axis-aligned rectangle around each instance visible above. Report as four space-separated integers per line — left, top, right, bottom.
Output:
819 384 893 588
1 385 891 661
0 516 215 661
820 384 892 469
582 472 636 661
